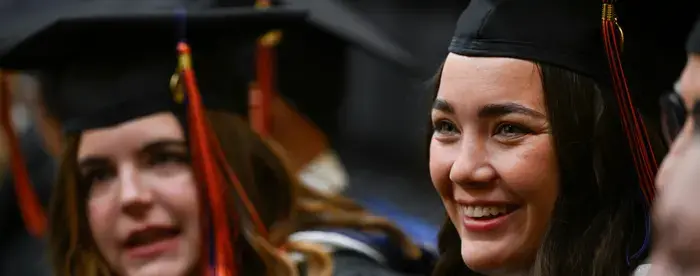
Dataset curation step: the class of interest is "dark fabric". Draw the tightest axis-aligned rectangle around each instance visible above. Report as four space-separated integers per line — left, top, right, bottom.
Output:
332 250 419 276
449 0 609 84
297 250 428 276
0 125 56 276
689 18 700 53
315 228 436 275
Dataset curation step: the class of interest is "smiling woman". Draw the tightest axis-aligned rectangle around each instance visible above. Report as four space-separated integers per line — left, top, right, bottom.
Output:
430 57 559 275
427 0 668 275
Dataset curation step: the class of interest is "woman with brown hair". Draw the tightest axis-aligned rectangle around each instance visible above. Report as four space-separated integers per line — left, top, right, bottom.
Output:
0 1 434 275
427 0 691 275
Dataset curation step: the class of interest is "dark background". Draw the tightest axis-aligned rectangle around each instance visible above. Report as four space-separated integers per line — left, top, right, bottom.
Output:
336 0 467 226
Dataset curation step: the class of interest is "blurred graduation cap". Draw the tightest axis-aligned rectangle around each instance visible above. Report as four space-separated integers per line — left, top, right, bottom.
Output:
0 0 418 138
0 0 418 271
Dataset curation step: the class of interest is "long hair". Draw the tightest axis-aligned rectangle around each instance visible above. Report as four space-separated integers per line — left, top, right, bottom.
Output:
49 110 422 275
429 63 666 276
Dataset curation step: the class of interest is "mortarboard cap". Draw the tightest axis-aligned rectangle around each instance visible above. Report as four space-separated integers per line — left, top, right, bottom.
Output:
0 0 418 138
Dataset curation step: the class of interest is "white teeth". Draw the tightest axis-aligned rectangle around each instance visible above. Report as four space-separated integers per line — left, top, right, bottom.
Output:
462 205 507 218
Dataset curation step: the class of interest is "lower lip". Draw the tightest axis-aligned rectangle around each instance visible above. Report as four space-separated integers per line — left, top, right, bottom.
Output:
125 236 180 259
462 211 515 232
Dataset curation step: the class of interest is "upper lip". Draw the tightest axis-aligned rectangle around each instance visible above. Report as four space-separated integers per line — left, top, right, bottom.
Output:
455 199 517 206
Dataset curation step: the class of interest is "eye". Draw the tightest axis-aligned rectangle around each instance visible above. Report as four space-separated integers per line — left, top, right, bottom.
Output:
147 152 189 167
433 120 459 135
493 123 532 140
81 167 116 186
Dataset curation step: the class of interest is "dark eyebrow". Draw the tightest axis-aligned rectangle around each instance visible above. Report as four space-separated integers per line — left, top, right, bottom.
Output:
432 98 454 114
140 139 188 153
478 103 546 119
77 139 187 169
432 99 545 119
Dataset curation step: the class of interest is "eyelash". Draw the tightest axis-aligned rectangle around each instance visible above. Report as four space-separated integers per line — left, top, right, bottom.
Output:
493 122 532 138
147 152 189 166
433 120 458 135
432 119 533 139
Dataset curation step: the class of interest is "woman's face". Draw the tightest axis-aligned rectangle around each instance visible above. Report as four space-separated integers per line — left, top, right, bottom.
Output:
78 112 200 276
429 54 559 274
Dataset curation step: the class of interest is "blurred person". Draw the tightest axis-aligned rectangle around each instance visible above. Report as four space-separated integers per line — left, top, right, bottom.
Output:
651 17 700 276
426 0 690 275
0 1 435 275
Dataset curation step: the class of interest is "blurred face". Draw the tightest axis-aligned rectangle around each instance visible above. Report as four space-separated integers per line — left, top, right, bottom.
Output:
430 54 559 274
78 112 200 276
652 54 700 275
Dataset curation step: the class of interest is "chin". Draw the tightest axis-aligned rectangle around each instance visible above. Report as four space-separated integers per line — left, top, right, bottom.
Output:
461 240 513 273
124 258 195 276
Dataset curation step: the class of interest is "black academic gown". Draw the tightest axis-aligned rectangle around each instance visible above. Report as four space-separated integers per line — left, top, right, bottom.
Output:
0 125 55 276
294 227 437 276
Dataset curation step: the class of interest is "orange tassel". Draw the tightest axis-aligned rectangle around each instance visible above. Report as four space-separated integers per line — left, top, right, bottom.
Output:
177 43 237 275
601 2 657 205
0 70 46 237
250 0 282 137
252 39 277 137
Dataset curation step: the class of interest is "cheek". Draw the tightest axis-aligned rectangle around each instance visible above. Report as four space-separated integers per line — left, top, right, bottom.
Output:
429 140 460 223
87 199 117 251
429 139 456 196
492 137 558 195
158 172 201 224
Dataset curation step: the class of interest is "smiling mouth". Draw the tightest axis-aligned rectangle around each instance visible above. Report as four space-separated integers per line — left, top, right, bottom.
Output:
461 205 518 220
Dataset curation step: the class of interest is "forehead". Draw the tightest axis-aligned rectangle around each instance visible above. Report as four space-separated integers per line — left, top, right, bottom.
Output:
438 54 545 112
77 112 184 159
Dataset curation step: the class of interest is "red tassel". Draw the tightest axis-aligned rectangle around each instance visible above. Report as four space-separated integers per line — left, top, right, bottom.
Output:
207 124 268 238
177 43 237 275
0 71 46 237
251 33 280 137
601 2 657 206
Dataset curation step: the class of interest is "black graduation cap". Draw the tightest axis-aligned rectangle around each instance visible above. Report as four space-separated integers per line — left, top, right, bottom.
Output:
448 0 665 205
449 0 609 84
0 0 417 133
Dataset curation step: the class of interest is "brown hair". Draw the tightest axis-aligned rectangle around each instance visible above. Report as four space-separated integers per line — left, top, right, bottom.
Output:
429 63 666 276
49 110 422 275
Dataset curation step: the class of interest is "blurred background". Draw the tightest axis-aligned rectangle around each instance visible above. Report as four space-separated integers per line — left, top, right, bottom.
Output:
334 0 466 227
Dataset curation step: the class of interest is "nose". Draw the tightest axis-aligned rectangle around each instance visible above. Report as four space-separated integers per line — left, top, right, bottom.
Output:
449 139 497 187
119 164 153 217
